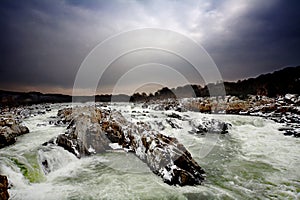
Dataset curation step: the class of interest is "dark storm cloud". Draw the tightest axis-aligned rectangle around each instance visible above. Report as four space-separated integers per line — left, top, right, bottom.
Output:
205 0 300 80
0 0 299 94
0 0 82 87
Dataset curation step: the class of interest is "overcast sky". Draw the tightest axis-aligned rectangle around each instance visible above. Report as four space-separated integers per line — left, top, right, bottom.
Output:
1 0 300 95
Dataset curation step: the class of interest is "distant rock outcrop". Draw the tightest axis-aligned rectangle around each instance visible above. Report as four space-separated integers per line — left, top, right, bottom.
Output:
180 94 300 137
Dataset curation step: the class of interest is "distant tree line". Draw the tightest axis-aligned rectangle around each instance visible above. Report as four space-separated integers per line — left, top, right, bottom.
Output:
1 66 299 106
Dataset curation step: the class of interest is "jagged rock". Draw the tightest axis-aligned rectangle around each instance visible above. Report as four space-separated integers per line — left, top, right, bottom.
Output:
189 118 230 134
55 107 110 158
106 111 206 186
167 113 182 120
166 119 182 129
50 106 206 186
281 128 300 137
0 116 29 148
180 94 300 137
0 175 9 200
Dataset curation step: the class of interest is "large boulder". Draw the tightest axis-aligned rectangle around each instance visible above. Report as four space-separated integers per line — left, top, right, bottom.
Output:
107 111 206 186
51 106 206 186
0 175 9 200
0 116 29 148
54 107 111 158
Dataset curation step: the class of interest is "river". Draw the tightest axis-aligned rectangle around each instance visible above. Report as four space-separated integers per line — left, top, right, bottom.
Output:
0 103 299 199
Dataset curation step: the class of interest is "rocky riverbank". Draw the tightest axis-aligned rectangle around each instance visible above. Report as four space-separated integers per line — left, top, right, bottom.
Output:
0 104 55 148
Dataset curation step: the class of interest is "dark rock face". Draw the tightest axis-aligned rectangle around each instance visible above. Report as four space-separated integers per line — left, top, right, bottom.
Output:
163 112 230 134
50 106 206 186
0 116 29 148
107 111 206 186
0 175 9 200
54 107 111 158
189 118 230 135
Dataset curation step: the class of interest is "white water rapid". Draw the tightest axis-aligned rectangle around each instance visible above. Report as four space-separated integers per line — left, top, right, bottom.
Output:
0 103 299 199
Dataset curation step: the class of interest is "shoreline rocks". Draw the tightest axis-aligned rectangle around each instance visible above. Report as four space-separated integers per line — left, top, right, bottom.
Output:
0 103 56 148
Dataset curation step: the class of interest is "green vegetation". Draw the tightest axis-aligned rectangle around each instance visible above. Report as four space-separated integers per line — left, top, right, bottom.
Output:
11 153 45 183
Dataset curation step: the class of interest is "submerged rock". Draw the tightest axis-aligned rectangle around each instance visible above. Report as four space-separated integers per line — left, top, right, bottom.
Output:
0 175 9 200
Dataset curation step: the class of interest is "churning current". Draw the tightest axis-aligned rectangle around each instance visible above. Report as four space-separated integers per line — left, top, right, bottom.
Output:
0 103 299 200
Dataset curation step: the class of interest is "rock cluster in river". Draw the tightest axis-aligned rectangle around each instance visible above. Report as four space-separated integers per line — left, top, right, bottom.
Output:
0 104 55 148
143 94 300 137
48 106 207 186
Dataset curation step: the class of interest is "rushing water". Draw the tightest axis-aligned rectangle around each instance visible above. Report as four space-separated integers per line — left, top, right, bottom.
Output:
0 103 299 200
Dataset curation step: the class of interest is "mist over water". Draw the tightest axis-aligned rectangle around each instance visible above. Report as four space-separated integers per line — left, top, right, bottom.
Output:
0 103 299 199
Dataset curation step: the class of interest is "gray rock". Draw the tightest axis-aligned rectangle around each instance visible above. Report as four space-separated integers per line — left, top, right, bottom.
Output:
50 106 206 186
0 116 29 148
55 107 111 158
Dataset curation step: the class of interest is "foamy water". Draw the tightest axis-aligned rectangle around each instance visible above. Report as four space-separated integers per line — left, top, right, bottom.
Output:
1 103 299 199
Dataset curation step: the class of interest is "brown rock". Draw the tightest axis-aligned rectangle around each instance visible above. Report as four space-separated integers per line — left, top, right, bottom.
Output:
0 175 9 200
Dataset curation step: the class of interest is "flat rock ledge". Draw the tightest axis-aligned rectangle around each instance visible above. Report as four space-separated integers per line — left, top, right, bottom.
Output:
47 106 207 186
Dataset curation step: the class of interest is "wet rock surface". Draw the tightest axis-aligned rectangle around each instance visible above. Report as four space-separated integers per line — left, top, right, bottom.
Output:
0 175 9 200
1 104 53 120
108 111 206 186
0 116 29 148
155 94 300 138
49 106 206 186
163 112 230 135
0 104 55 148
141 94 299 137
46 107 110 158
189 118 230 135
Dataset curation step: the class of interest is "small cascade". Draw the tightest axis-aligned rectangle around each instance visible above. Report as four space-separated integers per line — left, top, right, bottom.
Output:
38 145 77 174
